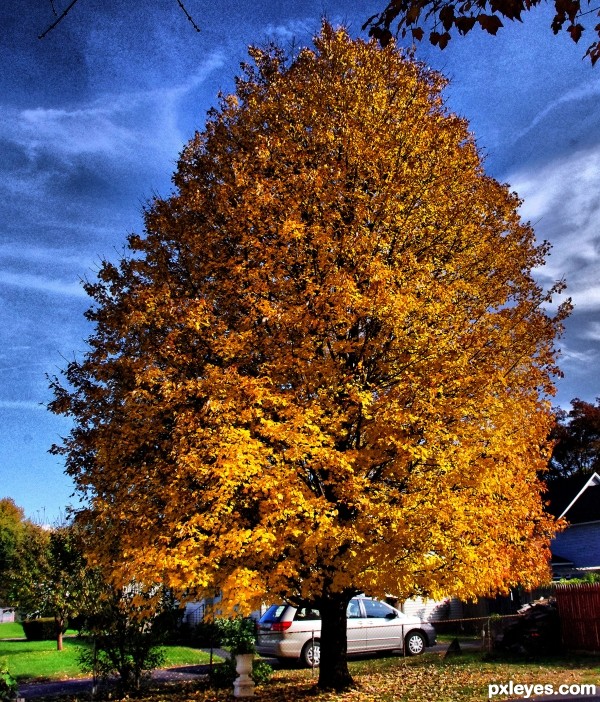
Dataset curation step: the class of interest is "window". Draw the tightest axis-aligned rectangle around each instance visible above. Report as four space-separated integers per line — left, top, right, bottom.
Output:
362 599 395 618
295 607 320 621
347 600 362 619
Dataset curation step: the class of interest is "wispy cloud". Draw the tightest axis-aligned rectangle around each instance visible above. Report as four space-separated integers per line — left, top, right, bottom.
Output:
514 77 600 145
582 322 600 341
0 51 225 170
559 344 599 366
0 271 87 298
509 145 600 314
18 105 137 157
262 19 316 42
0 242 93 269
0 400 47 411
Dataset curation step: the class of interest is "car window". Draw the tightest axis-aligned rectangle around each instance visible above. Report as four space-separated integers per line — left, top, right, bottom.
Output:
260 604 287 622
294 607 321 621
362 599 396 618
346 599 362 619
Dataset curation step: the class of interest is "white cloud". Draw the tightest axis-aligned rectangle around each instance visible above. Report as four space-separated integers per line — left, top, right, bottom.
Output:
262 19 316 42
581 322 600 341
0 400 47 411
0 242 93 269
0 271 87 298
514 77 600 145
19 105 136 157
0 51 225 166
508 146 600 312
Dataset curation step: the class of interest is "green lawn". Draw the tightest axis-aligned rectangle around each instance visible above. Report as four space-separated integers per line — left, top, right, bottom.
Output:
0 622 26 639
0 631 217 682
0 637 88 681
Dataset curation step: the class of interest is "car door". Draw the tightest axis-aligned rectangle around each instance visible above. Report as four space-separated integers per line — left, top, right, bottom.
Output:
361 598 405 652
346 598 367 653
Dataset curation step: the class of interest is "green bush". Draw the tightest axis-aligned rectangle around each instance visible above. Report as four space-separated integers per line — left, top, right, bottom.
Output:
21 618 63 641
557 572 600 584
79 640 165 691
252 659 274 685
0 663 17 702
209 658 237 688
78 586 177 692
215 617 256 654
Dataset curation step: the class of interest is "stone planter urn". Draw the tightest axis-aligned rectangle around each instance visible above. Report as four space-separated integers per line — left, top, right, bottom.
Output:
233 653 255 698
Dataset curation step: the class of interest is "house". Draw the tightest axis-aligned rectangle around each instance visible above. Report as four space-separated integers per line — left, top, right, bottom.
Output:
0 607 15 623
546 472 600 579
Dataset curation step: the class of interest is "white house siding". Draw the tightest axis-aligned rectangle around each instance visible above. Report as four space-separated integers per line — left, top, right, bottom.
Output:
400 597 459 622
0 608 15 623
183 601 207 626
551 522 600 570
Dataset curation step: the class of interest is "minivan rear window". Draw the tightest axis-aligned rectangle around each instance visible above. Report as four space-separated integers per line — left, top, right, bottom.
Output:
260 604 286 622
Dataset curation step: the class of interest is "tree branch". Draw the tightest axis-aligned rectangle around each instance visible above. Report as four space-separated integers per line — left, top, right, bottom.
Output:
39 0 80 39
39 0 201 39
177 0 201 32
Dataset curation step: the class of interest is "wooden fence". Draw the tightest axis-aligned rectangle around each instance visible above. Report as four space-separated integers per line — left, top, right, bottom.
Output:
554 583 600 651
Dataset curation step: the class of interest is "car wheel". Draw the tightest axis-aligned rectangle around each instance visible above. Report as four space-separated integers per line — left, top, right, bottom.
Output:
301 639 321 667
405 631 426 656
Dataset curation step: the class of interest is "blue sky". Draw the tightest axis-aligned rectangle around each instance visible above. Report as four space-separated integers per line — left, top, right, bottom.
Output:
1 0 599 522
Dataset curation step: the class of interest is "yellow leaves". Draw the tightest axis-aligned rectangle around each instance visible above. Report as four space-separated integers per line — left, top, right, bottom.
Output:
52 24 568 618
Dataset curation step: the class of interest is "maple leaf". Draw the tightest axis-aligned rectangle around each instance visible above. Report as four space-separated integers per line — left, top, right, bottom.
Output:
478 14 504 34
568 22 585 42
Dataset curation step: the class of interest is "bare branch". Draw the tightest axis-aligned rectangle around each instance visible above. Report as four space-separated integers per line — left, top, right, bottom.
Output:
177 0 201 32
39 0 201 39
39 0 81 39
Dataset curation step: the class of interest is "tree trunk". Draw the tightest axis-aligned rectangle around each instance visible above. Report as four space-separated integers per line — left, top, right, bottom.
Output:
55 616 63 651
317 593 354 691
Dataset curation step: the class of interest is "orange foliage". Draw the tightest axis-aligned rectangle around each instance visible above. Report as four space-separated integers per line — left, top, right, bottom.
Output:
52 23 568 638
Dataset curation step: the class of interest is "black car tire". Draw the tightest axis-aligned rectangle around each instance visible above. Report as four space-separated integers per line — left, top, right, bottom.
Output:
405 630 426 656
301 639 321 667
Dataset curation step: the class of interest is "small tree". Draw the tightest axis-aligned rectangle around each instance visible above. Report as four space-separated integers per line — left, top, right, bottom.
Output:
0 499 29 606
548 397 600 481
11 525 98 651
78 584 178 692
50 25 570 690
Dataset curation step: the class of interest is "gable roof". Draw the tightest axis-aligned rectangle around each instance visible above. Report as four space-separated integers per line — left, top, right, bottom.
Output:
545 472 600 524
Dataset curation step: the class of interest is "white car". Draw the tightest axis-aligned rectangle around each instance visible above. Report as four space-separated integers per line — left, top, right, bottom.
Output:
256 596 436 667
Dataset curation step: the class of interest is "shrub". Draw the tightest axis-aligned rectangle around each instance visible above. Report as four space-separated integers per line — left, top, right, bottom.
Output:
78 585 176 692
0 664 17 702
79 639 165 691
215 617 256 654
557 572 600 585
251 659 274 685
21 618 63 641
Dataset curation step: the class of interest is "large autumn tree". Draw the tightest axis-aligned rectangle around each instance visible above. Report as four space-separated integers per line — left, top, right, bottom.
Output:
50 25 570 690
